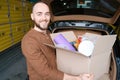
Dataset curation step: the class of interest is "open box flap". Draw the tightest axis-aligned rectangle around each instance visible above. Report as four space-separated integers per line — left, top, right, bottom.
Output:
43 43 88 58
48 31 117 57
92 35 117 56
49 31 92 57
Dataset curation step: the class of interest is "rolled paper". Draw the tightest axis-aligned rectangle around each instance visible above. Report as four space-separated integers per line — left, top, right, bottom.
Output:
78 40 94 56
54 34 76 51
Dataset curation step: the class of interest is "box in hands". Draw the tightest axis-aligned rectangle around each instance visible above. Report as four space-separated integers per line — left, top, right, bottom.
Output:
45 31 116 80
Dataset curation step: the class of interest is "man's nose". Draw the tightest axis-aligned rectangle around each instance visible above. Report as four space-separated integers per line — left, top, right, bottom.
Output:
41 15 47 20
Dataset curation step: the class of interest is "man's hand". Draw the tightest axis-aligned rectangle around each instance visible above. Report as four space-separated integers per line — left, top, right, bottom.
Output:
79 74 94 80
63 73 94 80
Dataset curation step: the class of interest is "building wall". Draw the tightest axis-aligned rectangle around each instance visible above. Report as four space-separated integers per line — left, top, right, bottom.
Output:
0 0 34 52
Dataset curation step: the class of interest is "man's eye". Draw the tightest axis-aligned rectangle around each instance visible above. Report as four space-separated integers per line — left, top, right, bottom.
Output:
46 13 50 16
45 12 50 15
36 13 41 16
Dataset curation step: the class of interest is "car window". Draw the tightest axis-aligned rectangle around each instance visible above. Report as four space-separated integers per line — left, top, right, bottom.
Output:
50 0 120 18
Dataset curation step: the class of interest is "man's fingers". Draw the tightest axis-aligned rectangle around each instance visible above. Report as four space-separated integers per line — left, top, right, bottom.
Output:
79 74 94 80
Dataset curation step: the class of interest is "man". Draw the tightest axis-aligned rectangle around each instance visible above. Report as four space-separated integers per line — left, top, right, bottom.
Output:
21 1 93 80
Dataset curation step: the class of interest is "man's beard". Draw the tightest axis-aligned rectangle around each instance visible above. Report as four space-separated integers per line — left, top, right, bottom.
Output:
35 22 48 30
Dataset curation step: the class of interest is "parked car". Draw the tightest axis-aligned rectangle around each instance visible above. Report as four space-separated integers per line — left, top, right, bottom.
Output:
41 0 120 80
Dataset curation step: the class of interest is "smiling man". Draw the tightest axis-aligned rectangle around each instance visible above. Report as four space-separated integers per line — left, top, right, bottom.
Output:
21 1 93 80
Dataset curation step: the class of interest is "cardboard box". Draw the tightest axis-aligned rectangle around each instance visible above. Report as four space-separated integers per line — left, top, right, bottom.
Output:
45 31 117 80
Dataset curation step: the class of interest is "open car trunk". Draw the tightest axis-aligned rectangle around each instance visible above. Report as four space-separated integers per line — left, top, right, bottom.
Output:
43 0 120 79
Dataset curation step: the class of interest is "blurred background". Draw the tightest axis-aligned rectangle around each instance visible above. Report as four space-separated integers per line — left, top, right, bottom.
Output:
0 0 120 80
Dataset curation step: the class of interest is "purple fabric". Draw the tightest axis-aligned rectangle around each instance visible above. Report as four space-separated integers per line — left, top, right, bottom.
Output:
54 34 76 51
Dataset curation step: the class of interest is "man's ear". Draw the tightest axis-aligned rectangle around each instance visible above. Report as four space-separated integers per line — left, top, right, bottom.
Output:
31 13 34 20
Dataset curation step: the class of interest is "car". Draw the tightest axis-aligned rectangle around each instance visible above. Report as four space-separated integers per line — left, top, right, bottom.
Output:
42 0 120 80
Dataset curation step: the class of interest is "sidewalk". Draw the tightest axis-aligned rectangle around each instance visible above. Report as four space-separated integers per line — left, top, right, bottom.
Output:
0 42 27 80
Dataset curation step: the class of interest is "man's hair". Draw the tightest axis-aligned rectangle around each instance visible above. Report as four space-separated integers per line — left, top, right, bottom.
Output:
32 1 49 12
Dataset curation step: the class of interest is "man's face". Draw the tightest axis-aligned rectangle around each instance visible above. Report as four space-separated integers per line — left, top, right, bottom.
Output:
31 3 51 30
